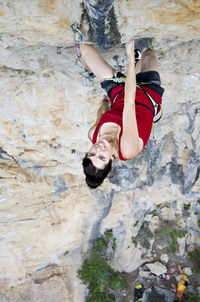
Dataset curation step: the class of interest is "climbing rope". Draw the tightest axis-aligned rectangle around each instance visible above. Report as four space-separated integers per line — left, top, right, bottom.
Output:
71 22 95 86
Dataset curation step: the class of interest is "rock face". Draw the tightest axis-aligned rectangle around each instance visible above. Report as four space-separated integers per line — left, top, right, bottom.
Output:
0 0 200 301
142 285 175 302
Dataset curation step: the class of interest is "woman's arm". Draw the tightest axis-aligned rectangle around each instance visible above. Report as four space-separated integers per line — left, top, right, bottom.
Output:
120 40 143 159
88 99 110 141
178 265 184 275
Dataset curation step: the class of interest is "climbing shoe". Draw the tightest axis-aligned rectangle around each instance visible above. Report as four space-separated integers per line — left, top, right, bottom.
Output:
134 49 141 65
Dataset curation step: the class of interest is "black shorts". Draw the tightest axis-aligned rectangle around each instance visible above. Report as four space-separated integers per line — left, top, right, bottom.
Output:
101 71 164 99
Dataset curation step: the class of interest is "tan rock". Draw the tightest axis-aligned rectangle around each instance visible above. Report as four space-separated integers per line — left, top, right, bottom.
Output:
160 207 176 221
149 216 161 233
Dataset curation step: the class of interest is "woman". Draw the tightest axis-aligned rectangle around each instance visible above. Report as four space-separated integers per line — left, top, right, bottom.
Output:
80 40 164 188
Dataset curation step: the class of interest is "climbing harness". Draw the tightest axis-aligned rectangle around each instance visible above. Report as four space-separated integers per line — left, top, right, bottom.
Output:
71 22 95 86
110 83 163 141
111 85 163 123
137 84 163 123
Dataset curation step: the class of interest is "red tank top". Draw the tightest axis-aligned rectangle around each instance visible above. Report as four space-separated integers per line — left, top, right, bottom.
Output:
92 86 162 161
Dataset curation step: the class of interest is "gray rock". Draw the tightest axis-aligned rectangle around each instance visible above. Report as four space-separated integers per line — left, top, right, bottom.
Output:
139 270 151 278
183 267 192 276
160 254 169 264
146 262 167 276
142 285 175 302
0 294 9 302
197 287 200 295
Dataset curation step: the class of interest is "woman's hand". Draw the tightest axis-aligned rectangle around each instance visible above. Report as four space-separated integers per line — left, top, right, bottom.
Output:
126 40 135 61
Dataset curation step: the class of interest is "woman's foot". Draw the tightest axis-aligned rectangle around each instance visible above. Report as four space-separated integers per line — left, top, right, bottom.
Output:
134 49 141 65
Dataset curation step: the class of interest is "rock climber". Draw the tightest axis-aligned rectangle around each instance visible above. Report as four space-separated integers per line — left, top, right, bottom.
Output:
78 40 164 188
172 265 189 302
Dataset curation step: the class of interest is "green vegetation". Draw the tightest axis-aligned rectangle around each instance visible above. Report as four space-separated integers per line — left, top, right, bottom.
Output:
10 286 14 291
197 199 200 205
151 209 157 215
156 203 162 208
141 252 148 260
184 203 191 210
132 221 154 251
157 222 187 253
77 230 126 301
188 293 200 302
112 238 116 251
105 229 112 240
133 220 139 227
140 222 154 239
131 236 137 246
198 220 200 228
94 237 108 253
188 246 200 273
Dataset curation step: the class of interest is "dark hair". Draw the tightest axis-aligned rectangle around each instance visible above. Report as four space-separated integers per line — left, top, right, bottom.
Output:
184 281 188 287
82 156 112 189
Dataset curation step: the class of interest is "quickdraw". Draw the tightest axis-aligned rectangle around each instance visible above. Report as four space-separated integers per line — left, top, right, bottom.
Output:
71 22 95 86
136 84 163 123
71 22 83 61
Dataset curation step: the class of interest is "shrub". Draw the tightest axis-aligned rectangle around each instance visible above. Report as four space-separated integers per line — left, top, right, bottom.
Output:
156 222 187 253
188 293 200 302
184 203 191 210
94 237 108 253
77 231 126 301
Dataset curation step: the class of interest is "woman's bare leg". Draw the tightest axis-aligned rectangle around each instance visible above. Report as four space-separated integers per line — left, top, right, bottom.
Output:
136 48 159 74
79 43 115 80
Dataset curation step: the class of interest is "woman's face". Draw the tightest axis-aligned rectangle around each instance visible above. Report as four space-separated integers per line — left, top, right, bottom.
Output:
87 140 113 169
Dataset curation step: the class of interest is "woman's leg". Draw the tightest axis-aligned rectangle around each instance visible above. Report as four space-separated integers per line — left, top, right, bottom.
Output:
135 48 159 74
79 43 115 80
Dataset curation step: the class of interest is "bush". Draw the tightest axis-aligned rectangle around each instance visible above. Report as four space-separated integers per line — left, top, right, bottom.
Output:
94 237 108 253
188 293 200 302
157 222 187 253
184 203 191 210
78 231 126 301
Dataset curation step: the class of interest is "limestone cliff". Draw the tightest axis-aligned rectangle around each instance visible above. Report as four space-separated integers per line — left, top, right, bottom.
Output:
0 0 200 301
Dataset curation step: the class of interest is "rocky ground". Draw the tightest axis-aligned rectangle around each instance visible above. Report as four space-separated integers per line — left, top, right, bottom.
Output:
123 254 200 301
